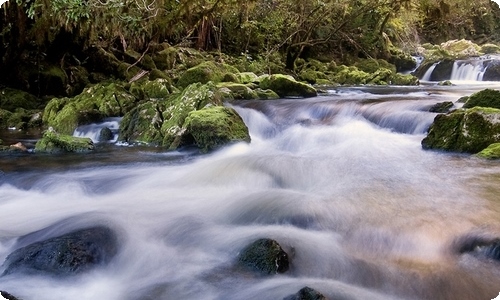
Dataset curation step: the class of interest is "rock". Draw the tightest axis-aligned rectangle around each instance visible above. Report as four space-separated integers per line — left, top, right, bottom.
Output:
43 82 137 134
183 106 250 152
119 100 166 145
0 88 40 111
429 101 454 113
476 143 500 159
152 46 204 71
0 109 12 129
259 74 317 98
0 291 21 300
161 82 222 148
236 72 260 84
438 80 453 86
463 89 500 109
2 226 118 276
87 46 142 81
9 142 27 152
237 238 289 275
422 107 500 153
455 234 500 262
389 50 417 73
35 128 95 153
216 83 259 100
99 127 114 141
255 88 280 100
390 73 419 85
284 287 328 300
440 39 481 58
480 43 500 54
176 61 239 88
483 61 500 81
429 58 455 81
130 79 173 100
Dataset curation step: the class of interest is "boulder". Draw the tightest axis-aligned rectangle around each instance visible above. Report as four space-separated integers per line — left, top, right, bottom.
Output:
87 46 142 81
161 82 222 148
440 39 481 58
390 73 419 85
284 287 328 300
35 128 95 153
237 238 289 275
255 88 280 100
259 74 317 98
99 127 114 141
429 101 454 113
0 291 20 300
183 106 250 152
119 100 166 145
483 61 500 81
236 72 260 84
43 82 137 134
2 226 118 276
422 107 500 153
480 44 500 54
216 83 259 100
130 79 173 100
0 88 40 111
176 61 239 88
463 89 500 109
476 143 500 159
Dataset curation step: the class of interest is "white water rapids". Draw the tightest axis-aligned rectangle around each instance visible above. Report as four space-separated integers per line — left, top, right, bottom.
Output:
1 85 500 299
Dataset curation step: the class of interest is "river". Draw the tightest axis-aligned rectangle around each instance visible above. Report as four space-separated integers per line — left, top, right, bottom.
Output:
1 83 500 299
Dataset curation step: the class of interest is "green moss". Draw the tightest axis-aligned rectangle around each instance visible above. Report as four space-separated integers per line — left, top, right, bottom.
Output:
476 143 500 159
480 43 500 54
255 88 280 100
236 72 260 84
259 74 317 98
0 88 40 111
176 61 239 88
183 106 250 152
149 69 169 81
35 128 95 153
354 59 381 73
216 82 259 100
441 39 481 58
390 73 419 86
0 109 13 128
119 100 166 145
463 89 500 109
438 80 453 86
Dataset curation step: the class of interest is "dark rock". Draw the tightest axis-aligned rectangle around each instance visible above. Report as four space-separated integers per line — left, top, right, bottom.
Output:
429 59 455 81
2 226 118 276
483 60 500 81
0 88 40 111
237 238 289 275
463 89 500 109
429 101 454 113
0 291 21 300
455 234 500 261
99 127 114 141
284 287 328 300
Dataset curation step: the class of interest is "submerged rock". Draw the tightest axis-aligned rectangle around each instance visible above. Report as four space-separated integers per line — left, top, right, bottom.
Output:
237 238 289 275
35 128 95 153
259 74 317 98
463 89 500 109
422 107 500 153
0 291 21 300
2 226 118 276
183 106 250 152
284 287 328 300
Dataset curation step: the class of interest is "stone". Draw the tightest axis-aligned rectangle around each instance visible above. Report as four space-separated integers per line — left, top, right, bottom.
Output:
176 61 239 88
429 101 454 113
2 226 118 276
216 83 259 100
237 238 289 275
183 106 250 152
0 88 40 111
0 291 20 300
259 74 317 98
119 100 166 145
476 143 500 159
35 128 95 153
284 287 328 300
99 127 114 141
463 89 500 109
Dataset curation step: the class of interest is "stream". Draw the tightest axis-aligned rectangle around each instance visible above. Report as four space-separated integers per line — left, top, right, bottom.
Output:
1 83 500 299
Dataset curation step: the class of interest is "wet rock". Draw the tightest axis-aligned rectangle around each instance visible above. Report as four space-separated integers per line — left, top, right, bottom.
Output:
429 101 454 113
0 291 21 300
259 74 317 98
119 100 166 145
2 226 118 276
183 106 250 152
438 80 453 86
476 143 500 159
237 238 289 275
129 78 174 100
422 107 500 153
176 61 239 88
35 128 95 153
456 235 500 261
235 72 260 84
429 58 455 81
99 127 114 141
463 89 500 109
483 61 500 81
216 82 259 100
284 287 328 300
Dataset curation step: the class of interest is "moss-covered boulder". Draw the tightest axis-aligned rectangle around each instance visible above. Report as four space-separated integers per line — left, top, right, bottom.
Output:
216 83 259 100
259 74 317 98
440 39 481 58
422 107 500 153
331 65 371 85
237 238 289 275
476 143 500 159
0 88 40 111
177 61 239 88
429 101 454 113
182 106 250 152
161 82 222 148
87 46 142 81
5 108 42 130
390 73 419 85
43 83 137 134
355 58 396 74
35 128 95 153
130 79 174 100
480 43 500 54
119 100 166 145
236 72 260 84
152 46 204 71
463 89 500 109
389 49 417 73
284 287 328 300
0 109 12 128
255 88 280 100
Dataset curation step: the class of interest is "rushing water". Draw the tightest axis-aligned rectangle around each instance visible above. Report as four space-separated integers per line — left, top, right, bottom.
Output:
2 85 500 299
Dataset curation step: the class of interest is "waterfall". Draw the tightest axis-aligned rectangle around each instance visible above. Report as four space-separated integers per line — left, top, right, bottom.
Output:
450 60 486 81
73 117 121 143
421 63 437 81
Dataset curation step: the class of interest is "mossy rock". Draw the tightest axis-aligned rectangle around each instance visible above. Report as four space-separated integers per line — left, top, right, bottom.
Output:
130 79 172 100
161 82 222 148
368 68 393 85
483 61 500 81
255 88 280 100
463 89 500 109
284 287 328 300
119 100 166 145
259 74 317 98
438 80 453 86
0 109 13 128
354 58 382 73
422 107 500 153
148 69 170 81
216 83 259 100
441 39 481 58
390 73 419 85
331 66 371 85
389 50 417 73
152 46 204 71
5 108 41 130
123 50 156 70
236 72 260 84
87 46 143 81
177 61 239 88
480 43 500 54
237 238 289 275
476 143 500 159
0 88 40 111
183 106 250 152
429 101 454 113
35 128 95 153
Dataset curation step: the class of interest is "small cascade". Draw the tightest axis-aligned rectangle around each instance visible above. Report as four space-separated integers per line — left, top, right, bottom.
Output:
421 63 437 81
73 117 121 143
450 60 487 81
